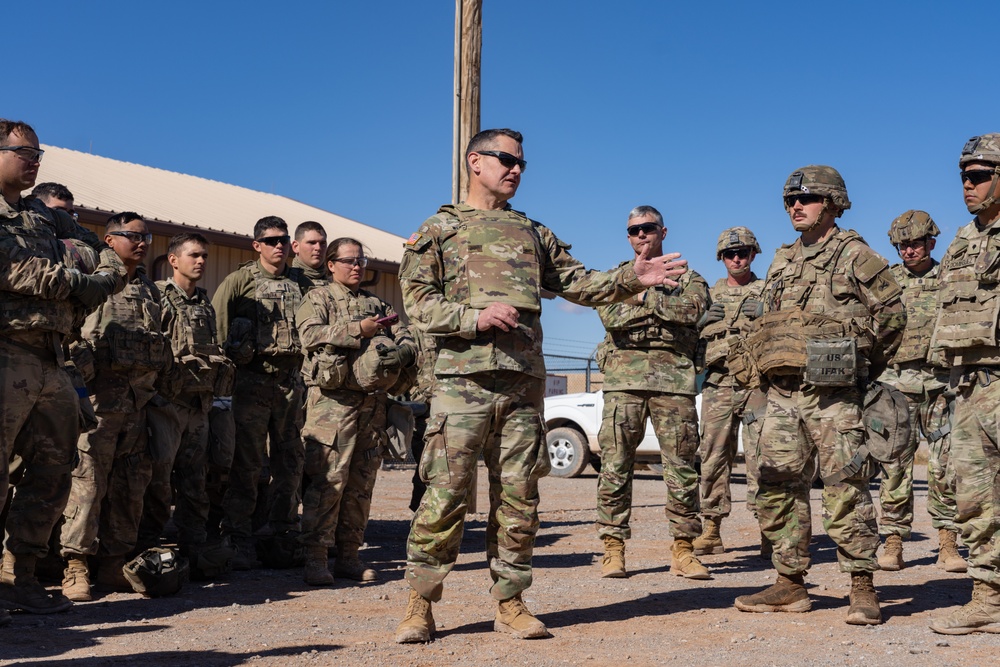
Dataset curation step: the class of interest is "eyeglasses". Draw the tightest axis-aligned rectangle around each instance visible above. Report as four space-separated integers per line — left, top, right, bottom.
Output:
332 257 369 268
256 235 290 247
476 150 527 171
109 230 152 244
626 222 662 237
722 248 751 260
0 146 44 163
784 194 824 208
896 238 928 250
961 169 995 186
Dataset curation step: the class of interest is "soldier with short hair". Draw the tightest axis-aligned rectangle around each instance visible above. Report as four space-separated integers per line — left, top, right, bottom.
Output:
874 211 963 573
692 227 765 556
213 216 315 570
61 212 171 600
31 182 75 219
0 119 123 622
292 221 329 285
594 205 711 580
394 128 687 643
929 134 1000 635
733 165 905 626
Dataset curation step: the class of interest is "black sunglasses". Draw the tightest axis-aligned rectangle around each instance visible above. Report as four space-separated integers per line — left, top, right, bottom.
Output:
626 222 662 237
784 194 824 208
476 150 527 171
256 235 290 247
722 248 751 260
961 169 995 186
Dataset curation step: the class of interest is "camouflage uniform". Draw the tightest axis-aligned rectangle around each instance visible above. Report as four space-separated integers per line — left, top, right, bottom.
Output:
407 330 437 511
61 266 169 562
137 279 233 550
0 198 114 560
213 260 313 544
931 217 1000 584
698 273 764 520
595 269 710 541
292 256 329 286
296 281 415 555
401 203 649 602
749 227 904 576
876 261 952 537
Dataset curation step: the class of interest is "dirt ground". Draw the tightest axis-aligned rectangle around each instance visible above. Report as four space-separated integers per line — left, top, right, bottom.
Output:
2 462 996 667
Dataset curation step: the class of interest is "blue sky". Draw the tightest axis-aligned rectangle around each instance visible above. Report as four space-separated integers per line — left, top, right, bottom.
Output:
10 2 996 359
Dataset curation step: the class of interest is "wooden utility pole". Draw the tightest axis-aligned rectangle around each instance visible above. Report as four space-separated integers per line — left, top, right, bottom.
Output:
452 0 482 204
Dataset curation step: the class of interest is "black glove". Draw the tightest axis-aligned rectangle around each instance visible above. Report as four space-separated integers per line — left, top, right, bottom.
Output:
67 270 118 310
698 302 726 328
740 299 764 320
377 342 417 370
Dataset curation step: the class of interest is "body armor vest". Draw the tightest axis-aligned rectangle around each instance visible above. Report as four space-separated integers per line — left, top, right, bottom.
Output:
932 221 1000 365
440 205 542 313
751 230 874 377
0 209 75 336
890 262 940 364
87 271 167 371
701 277 764 368
159 282 234 396
247 262 303 357
606 286 699 359
302 282 378 390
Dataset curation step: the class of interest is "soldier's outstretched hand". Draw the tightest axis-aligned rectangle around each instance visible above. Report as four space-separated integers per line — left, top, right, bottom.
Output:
635 247 687 288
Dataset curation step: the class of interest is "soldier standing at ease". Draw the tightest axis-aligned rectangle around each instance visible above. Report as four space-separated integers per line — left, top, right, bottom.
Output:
296 237 417 586
213 216 314 569
929 135 1000 635
61 212 171 600
594 206 710 580
875 211 963 573
292 221 330 285
137 233 235 575
692 227 765 556
733 166 905 626
0 119 123 623
394 128 687 643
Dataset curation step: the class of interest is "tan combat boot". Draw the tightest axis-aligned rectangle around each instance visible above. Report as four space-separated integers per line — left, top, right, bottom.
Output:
94 557 131 593
600 536 626 578
303 546 334 586
692 518 725 555
395 589 435 643
735 573 811 613
670 539 711 580
937 528 967 573
334 547 377 583
877 534 904 571
0 552 72 613
495 593 550 639
930 580 1000 635
846 572 882 625
62 556 92 602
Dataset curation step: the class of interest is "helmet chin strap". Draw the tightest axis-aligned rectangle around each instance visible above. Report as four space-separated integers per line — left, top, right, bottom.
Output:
729 264 751 277
969 166 1000 214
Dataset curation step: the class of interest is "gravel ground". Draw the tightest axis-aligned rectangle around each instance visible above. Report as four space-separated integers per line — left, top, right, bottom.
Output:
1 462 993 667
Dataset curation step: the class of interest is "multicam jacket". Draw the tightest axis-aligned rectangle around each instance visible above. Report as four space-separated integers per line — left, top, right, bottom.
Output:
400 203 647 380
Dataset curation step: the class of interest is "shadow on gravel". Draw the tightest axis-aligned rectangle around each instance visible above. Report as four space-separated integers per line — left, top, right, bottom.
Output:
877 576 972 619
4 644 344 667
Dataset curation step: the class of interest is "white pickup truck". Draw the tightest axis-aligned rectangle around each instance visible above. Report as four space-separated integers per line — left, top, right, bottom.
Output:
544 391 743 478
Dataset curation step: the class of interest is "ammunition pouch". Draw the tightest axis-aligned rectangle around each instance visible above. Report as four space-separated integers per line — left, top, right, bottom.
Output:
749 310 859 380
309 345 349 390
106 329 167 372
727 335 759 389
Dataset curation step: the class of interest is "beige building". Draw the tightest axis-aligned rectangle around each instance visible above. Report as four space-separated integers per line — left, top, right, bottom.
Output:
33 145 407 308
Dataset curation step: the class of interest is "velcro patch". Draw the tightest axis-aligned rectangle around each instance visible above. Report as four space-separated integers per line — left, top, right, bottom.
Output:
404 231 433 253
853 252 888 282
867 266 902 303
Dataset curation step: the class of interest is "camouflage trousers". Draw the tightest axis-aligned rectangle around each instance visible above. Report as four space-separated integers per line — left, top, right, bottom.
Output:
950 369 1000 584
300 387 386 552
139 397 212 548
755 378 879 575
61 408 152 559
741 388 767 517
698 380 750 519
222 366 304 540
0 339 78 556
406 371 548 603
597 391 700 541
923 390 957 531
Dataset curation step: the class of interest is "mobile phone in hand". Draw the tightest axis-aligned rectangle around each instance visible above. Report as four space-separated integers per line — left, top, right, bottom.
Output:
375 314 399 326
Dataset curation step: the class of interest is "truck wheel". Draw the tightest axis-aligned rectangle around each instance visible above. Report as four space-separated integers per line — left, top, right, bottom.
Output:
547 427 590 478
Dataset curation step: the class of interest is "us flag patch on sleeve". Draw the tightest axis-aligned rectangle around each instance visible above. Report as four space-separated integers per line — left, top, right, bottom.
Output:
405 232 422 247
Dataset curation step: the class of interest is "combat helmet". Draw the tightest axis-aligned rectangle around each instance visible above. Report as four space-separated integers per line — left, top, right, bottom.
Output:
783 165 851 217
888 210 940 246
716 226 761 260
959 134 1000 214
